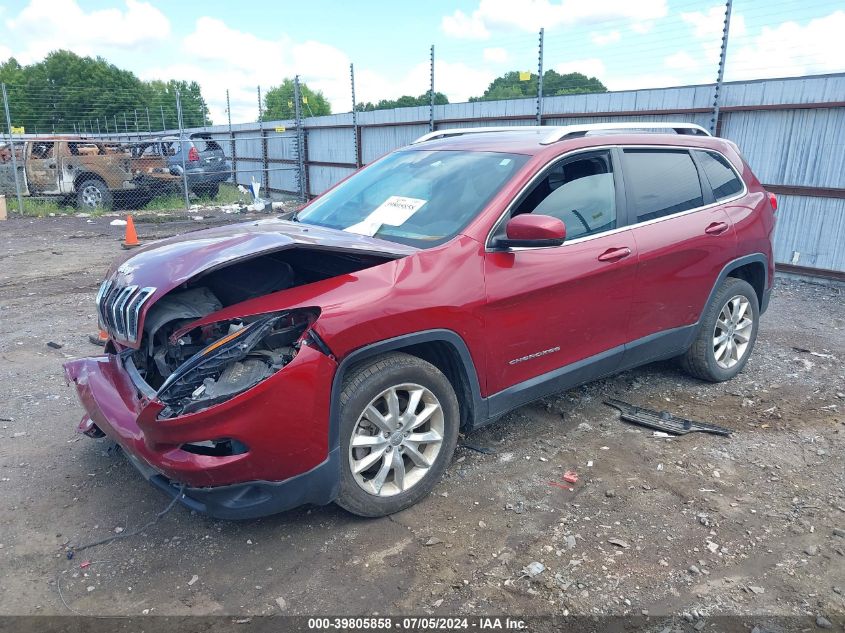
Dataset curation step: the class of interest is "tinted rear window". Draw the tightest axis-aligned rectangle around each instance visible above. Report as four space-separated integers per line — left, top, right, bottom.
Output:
623 149 703 222
695 150 743 201
193 136 222 152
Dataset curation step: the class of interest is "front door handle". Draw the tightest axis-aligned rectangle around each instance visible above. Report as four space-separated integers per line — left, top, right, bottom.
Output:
597 247 632 262
705 221 729 235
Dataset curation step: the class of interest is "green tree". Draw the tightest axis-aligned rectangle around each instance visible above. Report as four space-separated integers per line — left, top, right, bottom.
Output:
470 69 607 102
262 79 331 119
0 50 209 133
356 91 448 112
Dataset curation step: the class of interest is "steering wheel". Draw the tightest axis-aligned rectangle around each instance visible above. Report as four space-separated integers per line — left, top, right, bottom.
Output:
569 208 591 234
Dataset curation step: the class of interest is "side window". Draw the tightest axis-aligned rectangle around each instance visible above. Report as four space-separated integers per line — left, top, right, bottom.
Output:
695 150 743 201
623 150 703 222
30 142 55 160
513 151 617 240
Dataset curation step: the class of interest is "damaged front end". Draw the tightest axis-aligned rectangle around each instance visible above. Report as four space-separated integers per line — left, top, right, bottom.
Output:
132 307 319 419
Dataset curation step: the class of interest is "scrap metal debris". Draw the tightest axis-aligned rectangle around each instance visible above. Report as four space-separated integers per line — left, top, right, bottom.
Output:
605 399 733 436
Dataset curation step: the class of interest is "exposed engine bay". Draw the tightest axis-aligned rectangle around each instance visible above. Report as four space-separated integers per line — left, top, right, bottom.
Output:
129 247 392 418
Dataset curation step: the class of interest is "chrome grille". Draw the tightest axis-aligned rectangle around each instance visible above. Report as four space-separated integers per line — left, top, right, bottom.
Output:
96 281 156 343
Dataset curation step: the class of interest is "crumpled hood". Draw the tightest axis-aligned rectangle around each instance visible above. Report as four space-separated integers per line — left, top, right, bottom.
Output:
99 218 417 348
109 218 417 289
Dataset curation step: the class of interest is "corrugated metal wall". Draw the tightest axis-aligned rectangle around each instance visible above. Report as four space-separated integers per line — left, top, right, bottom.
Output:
188 73 845 274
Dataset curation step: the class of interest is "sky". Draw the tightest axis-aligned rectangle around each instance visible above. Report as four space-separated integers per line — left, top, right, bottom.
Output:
1 0 844 125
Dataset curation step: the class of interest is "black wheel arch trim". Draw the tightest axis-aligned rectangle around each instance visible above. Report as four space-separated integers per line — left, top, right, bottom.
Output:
327 329 487 453
703 253 770 317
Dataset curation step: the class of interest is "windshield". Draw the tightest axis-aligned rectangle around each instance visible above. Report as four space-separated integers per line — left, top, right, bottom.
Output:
297 149 528 247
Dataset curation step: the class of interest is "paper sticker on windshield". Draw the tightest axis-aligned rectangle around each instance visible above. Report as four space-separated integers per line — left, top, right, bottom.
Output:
345 196 427 236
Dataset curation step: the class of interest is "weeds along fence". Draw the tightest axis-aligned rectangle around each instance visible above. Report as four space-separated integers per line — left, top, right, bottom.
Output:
1 73 844 277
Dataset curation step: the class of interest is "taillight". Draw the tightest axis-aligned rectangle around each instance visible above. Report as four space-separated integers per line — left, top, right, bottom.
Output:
188 146 199 162
767 191 778 212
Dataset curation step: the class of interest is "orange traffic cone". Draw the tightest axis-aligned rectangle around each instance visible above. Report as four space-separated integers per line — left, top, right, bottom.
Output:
121 215 140 249
88 329 108 346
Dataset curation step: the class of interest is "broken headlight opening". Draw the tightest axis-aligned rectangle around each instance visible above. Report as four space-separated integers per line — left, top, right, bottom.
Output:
147 309 318 419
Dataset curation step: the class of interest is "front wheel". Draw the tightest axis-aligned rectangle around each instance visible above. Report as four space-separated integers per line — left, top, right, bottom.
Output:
680 277 759 382
336 353 459 517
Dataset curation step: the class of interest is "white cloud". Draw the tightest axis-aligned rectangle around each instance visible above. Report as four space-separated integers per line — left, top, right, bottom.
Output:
483 47 510 63
664 51 700 71
605 73 685 92
143 17 495 124
681 5 747 42
442 9 490 40
441 0 667 38
5 0 170 63
590 30 621 46
727 10 845 80
0 45 11 62
555 58 606 79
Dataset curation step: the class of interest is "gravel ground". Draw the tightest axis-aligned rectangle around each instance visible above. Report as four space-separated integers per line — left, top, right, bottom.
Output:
0 212 842 629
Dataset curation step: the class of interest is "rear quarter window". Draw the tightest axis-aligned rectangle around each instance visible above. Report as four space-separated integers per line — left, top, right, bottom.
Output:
622 149 704 222
695 150 744 201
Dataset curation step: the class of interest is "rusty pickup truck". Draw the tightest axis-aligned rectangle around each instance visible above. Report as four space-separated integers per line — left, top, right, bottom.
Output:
0 137 180 210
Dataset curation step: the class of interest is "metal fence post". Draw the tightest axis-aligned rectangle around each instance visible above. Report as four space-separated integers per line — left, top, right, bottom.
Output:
429 45 435 132
258 85 268 196
145 107 151 134
537 28 545 126
294 76 306 202
175 89 191 209
160 104 166 131
710 0 733 136
350 63 361 168
226 89 237 185
2 83 25 215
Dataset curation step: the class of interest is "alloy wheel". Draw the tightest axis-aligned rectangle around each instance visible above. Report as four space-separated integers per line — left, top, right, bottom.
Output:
348 383 444 497
713 295 753 369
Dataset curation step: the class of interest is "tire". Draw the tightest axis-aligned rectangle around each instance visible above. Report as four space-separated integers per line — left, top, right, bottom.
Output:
680 277 759 382
336 353 460 517
192 183 219 198
76 179 113 211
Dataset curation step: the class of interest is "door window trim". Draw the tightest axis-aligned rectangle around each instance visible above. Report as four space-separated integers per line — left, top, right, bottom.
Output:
485 144 747 252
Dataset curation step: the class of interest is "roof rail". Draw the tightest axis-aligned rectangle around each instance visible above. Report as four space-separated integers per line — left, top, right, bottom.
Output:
411 122 710 146
539 122 710 144
411 126 547 144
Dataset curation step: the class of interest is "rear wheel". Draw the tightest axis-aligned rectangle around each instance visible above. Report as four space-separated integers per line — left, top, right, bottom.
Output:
76 179 113 210
336 353 459 517
680 277 759 382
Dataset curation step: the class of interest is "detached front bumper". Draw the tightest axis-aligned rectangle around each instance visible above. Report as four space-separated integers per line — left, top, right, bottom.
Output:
64 346 340 519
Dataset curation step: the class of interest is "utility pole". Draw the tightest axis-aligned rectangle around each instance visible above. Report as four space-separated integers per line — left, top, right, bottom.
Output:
536 28 545 126
429 45 435 132
350 63 360 168
710 0 733 136
2 83 24 214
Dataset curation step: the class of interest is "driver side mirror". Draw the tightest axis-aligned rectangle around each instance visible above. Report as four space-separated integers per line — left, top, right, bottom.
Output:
493 214 566 249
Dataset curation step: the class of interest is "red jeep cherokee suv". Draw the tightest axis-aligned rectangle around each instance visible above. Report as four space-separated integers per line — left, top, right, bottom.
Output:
65 122 776 518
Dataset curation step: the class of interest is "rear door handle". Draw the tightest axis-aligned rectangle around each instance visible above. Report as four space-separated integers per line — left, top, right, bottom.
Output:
597 247 632 262
705 221 729 235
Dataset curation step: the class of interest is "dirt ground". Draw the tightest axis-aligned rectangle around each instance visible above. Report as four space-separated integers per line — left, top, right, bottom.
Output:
0 211 843 628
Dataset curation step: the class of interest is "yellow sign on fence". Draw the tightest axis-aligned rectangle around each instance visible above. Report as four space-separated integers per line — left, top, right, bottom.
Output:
518 71 531 82
274 126 286 133
10 126 25 134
